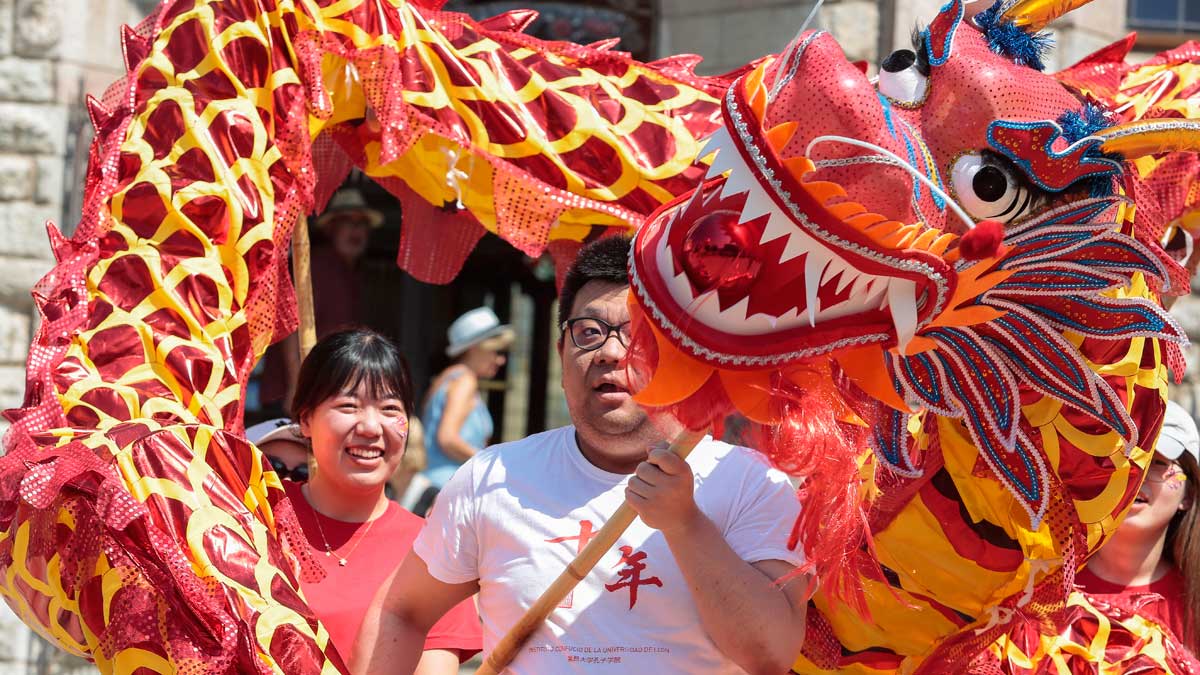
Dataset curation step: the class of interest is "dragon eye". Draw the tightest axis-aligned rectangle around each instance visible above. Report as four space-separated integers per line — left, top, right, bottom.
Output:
950 152 1044 223
877 48 928 105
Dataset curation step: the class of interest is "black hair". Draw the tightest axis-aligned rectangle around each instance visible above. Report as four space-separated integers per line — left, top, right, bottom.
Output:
557 236 632 328
291 328 415 423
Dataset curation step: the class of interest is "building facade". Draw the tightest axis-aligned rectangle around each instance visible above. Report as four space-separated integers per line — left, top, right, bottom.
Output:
0 0 1196 672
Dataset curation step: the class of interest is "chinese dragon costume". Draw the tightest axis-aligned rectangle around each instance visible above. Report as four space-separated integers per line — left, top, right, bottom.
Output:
0 0 1198 674
627 1 1200 674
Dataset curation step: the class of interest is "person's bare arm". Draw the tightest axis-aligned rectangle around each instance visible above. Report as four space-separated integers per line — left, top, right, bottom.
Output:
413 648 461 675
352 553 479 675
435 375 483 462
627 450 810 674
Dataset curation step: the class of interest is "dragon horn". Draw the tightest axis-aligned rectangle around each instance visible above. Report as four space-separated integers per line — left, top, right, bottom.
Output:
1094 119 1200 157
1001 0 1098 31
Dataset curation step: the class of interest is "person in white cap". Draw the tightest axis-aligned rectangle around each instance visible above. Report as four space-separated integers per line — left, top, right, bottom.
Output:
1078 400 1198 655
417 307 514 510
246 417 310 482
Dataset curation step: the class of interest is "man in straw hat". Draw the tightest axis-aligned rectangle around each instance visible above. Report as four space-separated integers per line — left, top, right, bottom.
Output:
259 187 384 418
355 237 809 674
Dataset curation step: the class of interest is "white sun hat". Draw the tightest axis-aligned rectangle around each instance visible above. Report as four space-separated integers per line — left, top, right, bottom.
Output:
445 307 515 357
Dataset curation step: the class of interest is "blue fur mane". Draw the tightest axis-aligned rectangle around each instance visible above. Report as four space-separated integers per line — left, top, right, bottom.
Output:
1057 105 1121 197
975 1 1054 71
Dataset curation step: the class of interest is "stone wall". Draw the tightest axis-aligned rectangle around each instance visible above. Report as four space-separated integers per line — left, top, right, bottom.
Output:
0 0 148 671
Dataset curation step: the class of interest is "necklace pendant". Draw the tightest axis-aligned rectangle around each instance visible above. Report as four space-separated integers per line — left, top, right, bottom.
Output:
338 558 348 567
324 550 331 557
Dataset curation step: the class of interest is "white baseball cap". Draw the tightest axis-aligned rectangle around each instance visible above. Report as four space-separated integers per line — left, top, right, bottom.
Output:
1157 401 1200 462
246 418 305 447
445 307 514 357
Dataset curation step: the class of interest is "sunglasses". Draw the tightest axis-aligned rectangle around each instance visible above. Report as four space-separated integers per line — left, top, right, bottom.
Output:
268 457 310 482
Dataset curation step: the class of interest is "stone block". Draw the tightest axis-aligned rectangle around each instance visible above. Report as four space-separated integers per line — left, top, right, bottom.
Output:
0 255 49 307
659 0 777 19
1050 0 1126 37
14 0 61 58
718 7 804 72
0 202 55 259
823 1 881 63
0 102 65 155
0 303 30 364
33 154 60 205
0 56 53 102
0 155 33 201
1050 26 1120 72
0 0 12 57
659 15 722 68
1170 292 1200 339
0 601 30 663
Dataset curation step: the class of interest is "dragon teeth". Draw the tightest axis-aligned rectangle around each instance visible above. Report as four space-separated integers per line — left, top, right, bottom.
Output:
887 278 918 354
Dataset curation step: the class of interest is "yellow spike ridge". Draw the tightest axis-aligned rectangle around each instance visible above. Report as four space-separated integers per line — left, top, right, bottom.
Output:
1097 119 1200 157
893 225 923 249
766 122 799 150
909 228 943 251
783 157 815 180
846 213 887 231
803 179 848 204
744 63 766 97
828 201 866 220
745 66 768 118
865 221 904 238
929 233 958 256
1002 0 1097 31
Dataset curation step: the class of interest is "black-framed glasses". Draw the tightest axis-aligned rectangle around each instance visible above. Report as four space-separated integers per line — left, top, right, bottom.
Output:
562 317 632 352
269 457 310 482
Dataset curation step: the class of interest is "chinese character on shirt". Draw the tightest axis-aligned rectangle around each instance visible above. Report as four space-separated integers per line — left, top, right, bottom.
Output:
605 545 663 609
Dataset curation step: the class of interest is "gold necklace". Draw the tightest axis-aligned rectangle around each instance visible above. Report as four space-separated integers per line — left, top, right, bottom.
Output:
302 485 382 567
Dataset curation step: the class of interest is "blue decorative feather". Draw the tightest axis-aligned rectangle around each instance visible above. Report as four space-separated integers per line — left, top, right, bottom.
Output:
974 1 1054 71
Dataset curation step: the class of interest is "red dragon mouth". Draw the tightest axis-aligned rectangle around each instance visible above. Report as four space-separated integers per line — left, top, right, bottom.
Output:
631 75 956 368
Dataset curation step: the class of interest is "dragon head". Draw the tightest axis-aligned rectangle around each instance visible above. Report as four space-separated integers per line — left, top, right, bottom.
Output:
630 0 1196 671
633 0 1185 368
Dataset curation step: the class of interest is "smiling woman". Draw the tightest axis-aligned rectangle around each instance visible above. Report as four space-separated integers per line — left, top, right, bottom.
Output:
285 329 482 672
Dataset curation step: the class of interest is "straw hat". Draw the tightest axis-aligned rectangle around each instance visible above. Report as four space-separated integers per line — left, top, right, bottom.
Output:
446 307 515 357
315 188 384 229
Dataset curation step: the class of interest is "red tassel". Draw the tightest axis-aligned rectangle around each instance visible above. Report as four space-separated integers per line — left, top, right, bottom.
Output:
744 381 877 618
958 219 1005 260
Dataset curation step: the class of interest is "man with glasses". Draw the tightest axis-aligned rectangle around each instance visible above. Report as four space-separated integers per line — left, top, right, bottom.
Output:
355 237 810 675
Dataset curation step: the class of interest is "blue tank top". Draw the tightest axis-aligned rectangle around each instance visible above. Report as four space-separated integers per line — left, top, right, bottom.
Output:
421 369 494 488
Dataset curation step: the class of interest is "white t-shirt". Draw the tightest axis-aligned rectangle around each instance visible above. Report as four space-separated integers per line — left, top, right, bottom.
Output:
413 426 804 674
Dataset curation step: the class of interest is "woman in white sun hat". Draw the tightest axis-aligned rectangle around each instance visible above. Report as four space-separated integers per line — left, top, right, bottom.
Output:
418 307 514 508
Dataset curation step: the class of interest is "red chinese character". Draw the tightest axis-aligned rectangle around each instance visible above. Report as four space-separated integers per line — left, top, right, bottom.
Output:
604 546 663 609
547 521 598 608
546 520 597 553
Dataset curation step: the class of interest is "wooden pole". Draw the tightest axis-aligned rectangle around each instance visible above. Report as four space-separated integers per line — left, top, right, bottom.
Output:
475 428 708 675
292 215 317 361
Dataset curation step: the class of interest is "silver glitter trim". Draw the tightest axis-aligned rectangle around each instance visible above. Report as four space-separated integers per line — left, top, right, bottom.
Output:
1098 119 1200 140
